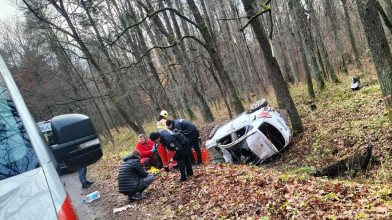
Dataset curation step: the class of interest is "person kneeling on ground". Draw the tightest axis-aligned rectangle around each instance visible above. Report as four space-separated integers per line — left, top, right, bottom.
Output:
118 150 154 200
135 134 162 169
150 130 193 182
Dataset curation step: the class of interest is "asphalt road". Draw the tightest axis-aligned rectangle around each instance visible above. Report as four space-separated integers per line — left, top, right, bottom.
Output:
61 172 97 220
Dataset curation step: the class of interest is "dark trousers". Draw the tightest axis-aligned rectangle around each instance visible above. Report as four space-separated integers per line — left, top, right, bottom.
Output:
123 175 154 196
78 167 87 184
154 152 163 169
187 129 202 164
173 149 193 180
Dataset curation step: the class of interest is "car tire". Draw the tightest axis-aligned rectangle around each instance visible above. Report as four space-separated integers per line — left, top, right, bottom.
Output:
247 99 268 113
209 125 220 139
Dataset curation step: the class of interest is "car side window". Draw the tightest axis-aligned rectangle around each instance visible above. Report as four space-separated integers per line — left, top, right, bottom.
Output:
0 74 39 181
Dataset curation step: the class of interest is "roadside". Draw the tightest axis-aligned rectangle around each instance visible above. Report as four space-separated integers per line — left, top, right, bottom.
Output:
61 172 111 220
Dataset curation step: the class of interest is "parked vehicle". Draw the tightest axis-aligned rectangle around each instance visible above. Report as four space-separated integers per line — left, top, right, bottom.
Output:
206 99 292 165
37 120 76 176
37 120 55 144
0 54 103 219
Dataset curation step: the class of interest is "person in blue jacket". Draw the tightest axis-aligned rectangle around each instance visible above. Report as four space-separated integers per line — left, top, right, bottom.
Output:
150 129 193 182
166 119 202 165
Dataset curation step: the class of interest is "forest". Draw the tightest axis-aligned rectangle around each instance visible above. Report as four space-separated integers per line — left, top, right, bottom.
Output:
2 0 392 219
2 0 390 139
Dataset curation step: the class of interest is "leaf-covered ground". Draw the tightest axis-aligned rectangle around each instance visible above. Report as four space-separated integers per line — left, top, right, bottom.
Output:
88 163 392 219
86 64 392 219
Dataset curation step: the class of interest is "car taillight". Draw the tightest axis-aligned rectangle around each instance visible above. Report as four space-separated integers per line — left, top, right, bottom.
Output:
58 195 79 220
258 112 272 118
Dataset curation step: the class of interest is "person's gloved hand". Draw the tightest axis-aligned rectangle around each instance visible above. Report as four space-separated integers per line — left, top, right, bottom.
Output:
152 148 157 153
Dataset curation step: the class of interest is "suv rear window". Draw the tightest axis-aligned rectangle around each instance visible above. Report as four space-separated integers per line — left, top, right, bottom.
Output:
0 73 39 181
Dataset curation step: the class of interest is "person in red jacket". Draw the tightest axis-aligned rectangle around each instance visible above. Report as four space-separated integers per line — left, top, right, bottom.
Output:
135 134 156 169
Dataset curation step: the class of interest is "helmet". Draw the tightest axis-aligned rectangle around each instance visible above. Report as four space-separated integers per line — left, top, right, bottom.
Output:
160 110 168 118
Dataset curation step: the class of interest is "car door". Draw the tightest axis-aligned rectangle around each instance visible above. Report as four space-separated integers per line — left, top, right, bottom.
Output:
246 131 279 161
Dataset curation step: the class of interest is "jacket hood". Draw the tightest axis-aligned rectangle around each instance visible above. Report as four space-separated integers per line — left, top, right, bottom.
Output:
122 153 138 161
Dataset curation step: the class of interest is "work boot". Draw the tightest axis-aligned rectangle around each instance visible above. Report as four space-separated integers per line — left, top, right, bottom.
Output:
129 192 144 200
86 181 94 186
82 183 91 189
180 175 187 182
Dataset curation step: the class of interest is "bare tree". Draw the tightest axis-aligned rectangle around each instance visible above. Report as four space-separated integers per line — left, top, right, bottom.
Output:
240 0 304 134
356 0 392 116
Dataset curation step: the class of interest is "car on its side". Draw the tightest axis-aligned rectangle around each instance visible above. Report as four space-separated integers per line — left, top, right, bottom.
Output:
206 99 292 165
0 54 103 220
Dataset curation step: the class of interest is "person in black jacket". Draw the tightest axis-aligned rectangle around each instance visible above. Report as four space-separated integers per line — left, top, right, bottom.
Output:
118 150 154 200
150 130 193 182
166 119 202 165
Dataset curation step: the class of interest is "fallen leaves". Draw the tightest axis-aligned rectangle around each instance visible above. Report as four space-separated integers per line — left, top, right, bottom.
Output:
88 71 392 219
108 163 392 219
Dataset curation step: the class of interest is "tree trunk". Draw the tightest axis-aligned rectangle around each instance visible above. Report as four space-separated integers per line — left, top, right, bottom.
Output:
139 0 215 122
356 0 392 116
125 4 178 119
228 0 261 98
341 0 362 67
287 1 316 97
307 0 340 83
241 0 304 134
289 0 326 90
218 0 251 102
186 0 245 114
324 0 349 74
46 25 116 144
80 0 146 135
384 0 392 22
23 0 144 134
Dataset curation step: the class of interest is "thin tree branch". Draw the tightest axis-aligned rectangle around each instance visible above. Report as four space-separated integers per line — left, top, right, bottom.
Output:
268 9 274 40
168 63 180 67
240 9 271 30
240 0 273 30
21 0 75 38
218 16 248 21
120 44 175 70
54 94 111 106
262 0 272 9
107 16 149 46
119 35 206 71
107 7 202 46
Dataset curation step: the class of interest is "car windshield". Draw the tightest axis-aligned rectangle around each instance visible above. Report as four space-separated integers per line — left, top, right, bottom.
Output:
0 70 39 181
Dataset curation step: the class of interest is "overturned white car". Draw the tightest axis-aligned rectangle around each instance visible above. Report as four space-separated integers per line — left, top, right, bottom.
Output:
206 99 292 164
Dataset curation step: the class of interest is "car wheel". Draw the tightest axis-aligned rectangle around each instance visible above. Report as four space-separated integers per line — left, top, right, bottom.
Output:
209 125 220 139
248 99 268 113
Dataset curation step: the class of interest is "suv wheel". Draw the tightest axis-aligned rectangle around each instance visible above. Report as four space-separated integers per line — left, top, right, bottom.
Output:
247 99 268 113
209 125 220 139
